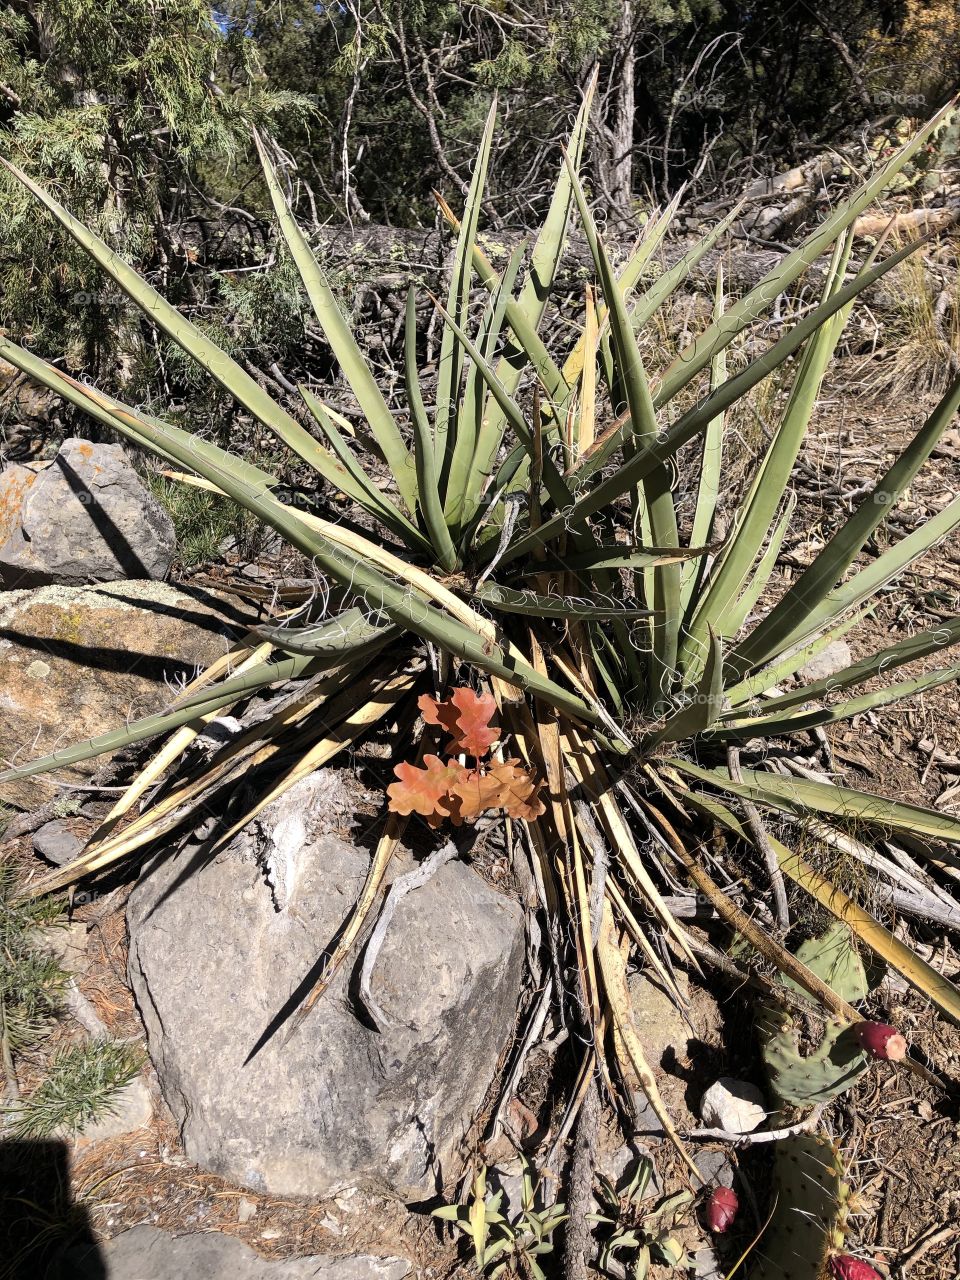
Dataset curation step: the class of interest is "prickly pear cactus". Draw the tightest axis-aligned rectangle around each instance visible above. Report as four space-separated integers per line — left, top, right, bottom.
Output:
782 925 870 1005
752 928 874 1280
759 1011 869 1107
760 925 870 1107
754 1133 848 1280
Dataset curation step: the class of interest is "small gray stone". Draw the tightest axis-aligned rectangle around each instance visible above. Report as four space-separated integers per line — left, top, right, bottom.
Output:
694 1243 724 1280
626 971 690 1069
33 818 83 866
92 1226 412 1279
598 1141 661 1200
633 1092 666 1137
699 1077 767 1134
797 640 852 684
0 438 174 589
487 1160 524 1219
624 972 691 1132
37 922 89 974
694 1147 735 1189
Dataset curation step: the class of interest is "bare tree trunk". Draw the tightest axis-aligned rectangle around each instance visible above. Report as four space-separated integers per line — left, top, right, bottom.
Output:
598 1 637 222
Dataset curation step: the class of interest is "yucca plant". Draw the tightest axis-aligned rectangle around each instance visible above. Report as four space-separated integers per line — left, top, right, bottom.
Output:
2 84 960 1177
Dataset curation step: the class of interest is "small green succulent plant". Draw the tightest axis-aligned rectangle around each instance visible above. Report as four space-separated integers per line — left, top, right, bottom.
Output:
590 1156 694 1279
434 1163 566 1279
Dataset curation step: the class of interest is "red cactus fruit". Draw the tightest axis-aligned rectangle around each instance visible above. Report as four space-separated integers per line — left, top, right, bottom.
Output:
705 1186 739 1233
855 1022 907 1062
829 1253 883 1280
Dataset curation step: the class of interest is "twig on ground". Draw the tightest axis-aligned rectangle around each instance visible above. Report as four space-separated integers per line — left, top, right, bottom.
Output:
1 760 120 842
688 1106 824 1145
898 1222 959 1275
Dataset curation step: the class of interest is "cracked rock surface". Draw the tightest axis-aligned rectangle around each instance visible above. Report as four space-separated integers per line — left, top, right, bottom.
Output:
126 771 525 1199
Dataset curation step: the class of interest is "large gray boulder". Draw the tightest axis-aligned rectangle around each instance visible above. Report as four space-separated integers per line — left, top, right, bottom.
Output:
126 772 525 1200
0 438 174 588
68 1226 411 1280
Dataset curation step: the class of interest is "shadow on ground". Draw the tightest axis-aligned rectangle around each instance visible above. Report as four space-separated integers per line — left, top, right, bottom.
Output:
0 1139 106 1279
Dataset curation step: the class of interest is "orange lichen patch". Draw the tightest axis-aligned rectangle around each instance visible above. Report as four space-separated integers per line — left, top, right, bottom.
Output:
75 442 95 460
0 467 37 545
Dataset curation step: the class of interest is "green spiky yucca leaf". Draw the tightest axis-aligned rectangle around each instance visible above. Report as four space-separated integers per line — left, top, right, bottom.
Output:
2 90 960 1063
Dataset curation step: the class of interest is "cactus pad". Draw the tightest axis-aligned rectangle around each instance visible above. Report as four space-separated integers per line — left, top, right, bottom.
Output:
760 1010 869 1106
781 924 870 1005
754 1133 845 1280
760 924 870 1106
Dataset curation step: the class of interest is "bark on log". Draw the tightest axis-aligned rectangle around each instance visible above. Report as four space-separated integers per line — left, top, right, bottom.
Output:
852 202 960 237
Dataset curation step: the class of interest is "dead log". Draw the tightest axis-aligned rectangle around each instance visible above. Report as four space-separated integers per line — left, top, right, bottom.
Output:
852 202 960 237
